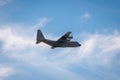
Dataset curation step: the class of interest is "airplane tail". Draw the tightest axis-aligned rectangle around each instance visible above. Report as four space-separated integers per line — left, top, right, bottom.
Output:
36 30 45 44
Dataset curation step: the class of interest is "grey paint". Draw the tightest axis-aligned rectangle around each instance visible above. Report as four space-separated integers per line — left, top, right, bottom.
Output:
36 30 81 49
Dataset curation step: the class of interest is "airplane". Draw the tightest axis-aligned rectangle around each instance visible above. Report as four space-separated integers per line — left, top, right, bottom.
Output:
36 30 81 49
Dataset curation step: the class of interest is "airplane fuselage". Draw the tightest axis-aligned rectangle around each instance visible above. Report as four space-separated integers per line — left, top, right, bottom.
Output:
42 39 81 48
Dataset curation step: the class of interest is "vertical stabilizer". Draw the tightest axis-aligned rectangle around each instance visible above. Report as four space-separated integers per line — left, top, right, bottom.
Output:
36 30 45 44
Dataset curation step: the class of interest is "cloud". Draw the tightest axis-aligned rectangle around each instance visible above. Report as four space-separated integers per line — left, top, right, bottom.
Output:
0 0 12 7
0 65 13 80
0 24 83 80
0 27 34 51
0 23 120 80
80 12 91 21
0 17 49 51
33 17 49 30
78 33 120 65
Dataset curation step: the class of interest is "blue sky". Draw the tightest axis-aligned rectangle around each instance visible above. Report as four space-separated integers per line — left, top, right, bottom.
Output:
0 0 120 80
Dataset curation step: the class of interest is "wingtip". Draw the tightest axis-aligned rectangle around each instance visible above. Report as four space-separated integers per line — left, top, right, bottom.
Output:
66 31 72 33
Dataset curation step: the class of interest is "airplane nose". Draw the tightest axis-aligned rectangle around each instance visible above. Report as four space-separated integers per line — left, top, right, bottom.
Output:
78 44 81 46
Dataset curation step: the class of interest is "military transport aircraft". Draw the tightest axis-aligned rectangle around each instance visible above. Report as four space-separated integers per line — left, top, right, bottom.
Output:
36 30 81 49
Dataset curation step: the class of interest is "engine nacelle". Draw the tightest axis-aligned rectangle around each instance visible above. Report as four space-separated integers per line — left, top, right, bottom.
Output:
69 36 73 39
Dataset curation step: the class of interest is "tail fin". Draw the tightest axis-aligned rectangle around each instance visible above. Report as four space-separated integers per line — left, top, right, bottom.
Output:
36 30 45 44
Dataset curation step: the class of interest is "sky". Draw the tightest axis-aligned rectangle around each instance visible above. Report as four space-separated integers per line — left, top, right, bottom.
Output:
0 0 120 80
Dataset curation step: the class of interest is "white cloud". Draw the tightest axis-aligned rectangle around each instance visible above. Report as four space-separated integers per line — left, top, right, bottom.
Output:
0 23 120 80
0 0 12 7
0 17 49 51
33 17 49 30
0 24 83 79
0 66 13 80
80 12 91 21
78 33 120 65
34 64 84 80
0 27 34 51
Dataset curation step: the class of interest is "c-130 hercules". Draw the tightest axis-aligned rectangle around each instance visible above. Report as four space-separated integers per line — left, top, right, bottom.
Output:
36 30 81 49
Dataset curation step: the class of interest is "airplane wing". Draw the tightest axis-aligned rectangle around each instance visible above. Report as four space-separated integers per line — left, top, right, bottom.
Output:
57 32 72 42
